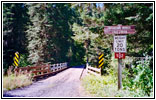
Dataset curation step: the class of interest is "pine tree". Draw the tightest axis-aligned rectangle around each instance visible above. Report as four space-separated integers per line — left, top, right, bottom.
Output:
3 3 29 70
71 3 112 68
26 3 48 64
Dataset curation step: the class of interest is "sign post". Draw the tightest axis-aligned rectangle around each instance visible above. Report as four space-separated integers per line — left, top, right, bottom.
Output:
113 35 127 90
104 24 136 90
118 57 122 90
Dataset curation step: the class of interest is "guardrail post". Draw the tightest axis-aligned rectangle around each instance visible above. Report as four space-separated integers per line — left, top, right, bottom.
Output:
100 68 101 75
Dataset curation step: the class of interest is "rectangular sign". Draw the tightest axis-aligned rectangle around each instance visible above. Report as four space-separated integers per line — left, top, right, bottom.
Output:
113 35 127 53
115 52 125 59
104 25 136 34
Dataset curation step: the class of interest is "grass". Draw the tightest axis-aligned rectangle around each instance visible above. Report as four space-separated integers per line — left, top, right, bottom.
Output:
3 74 32 91
82 75 150 97
82 54 153 97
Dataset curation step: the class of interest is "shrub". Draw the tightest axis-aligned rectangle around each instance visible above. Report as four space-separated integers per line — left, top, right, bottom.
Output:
123 55 153 96
19 54 32 67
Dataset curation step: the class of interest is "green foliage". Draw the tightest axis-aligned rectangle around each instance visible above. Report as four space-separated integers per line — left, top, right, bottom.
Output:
82 54 153 97
25 3 85 66
3 4 153 97
26 3 49 64
123 56 153 96
3 3 29 70
82 74 152 97
45 4 82 64
18 54 32 67
67 42 86 66
72 4 113 72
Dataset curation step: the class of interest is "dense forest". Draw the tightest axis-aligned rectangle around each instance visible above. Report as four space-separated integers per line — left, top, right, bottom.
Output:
3 3 153 97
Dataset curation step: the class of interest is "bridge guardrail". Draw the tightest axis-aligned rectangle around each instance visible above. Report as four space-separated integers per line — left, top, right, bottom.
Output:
13 62 68 78
86 65 101 76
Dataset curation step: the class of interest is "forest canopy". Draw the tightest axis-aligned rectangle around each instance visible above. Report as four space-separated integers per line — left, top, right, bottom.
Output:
3 3 153 70
3 2 153 97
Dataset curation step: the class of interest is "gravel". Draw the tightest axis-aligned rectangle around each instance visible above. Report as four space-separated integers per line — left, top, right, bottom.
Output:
3 65 89 97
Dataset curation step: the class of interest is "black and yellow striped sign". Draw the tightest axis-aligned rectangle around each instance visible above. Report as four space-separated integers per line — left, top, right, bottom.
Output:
98 53 104 68
13 52 20 67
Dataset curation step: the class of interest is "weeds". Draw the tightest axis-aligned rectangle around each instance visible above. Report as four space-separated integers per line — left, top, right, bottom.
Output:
82 75 152 97
3 66 32 91
82 55 153 97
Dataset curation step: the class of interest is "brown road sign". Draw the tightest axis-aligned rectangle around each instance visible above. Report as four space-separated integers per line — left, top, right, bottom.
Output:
104 25 136 34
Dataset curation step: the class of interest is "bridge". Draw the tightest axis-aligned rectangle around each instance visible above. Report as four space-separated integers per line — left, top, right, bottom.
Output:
3 63 100 97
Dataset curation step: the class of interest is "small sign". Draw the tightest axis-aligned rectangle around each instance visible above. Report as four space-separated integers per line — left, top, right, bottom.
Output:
114 35 127 53
98 53 104 68
13 51 20 67
115 52 125 59
104 25 136 34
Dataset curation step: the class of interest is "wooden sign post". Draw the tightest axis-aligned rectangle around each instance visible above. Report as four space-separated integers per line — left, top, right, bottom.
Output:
118 57 122 89
104 25 136 90
114 35 127 90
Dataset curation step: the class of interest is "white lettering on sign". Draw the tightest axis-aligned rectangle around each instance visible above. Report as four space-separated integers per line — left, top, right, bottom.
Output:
113 35 127 53
122 26 131 29
108 26 121 30
104 25 136 34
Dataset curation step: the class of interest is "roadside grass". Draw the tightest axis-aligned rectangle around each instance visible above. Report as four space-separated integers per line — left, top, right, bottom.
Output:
82 53 153 97
82 75 148 97
3 74 32 91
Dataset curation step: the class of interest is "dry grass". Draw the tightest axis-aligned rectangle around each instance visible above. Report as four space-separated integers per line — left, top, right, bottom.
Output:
3 66 32 91
3 74 32 91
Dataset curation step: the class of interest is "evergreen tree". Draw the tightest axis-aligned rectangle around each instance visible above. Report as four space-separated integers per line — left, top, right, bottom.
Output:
26 3 48 64
71 3 153 68
45 3 85 65
71 3 112 69
3 3 29 70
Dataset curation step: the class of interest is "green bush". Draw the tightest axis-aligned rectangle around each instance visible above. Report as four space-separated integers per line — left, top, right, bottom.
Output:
123 55 153 96
18 54 32 67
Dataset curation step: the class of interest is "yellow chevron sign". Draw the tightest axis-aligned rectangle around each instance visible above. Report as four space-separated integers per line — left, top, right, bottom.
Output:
98 53 104 68
13 52 20 67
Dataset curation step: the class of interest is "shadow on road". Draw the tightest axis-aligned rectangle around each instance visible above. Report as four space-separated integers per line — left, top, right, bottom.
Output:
70 65 85 69
3 93 24 97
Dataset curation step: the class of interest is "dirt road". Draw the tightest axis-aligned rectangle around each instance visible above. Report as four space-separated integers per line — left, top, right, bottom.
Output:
3 65 89 97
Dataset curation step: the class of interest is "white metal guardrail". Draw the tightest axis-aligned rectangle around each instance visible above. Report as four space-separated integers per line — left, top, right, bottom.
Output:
50 62 68 72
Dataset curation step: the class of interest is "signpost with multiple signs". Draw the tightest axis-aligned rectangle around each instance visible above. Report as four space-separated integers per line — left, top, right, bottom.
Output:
104 24 136 90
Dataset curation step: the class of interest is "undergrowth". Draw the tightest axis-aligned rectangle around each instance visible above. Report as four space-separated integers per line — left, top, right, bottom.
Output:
82 54 153 97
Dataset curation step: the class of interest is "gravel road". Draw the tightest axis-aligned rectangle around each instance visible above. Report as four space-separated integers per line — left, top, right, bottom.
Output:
3 65 89 97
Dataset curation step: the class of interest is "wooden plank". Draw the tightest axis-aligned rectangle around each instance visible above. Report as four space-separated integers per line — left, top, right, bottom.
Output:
87 66 101 73
32 69 50 74
29 65 49 70
33 71 53 78
14 63 67 78
87 70 100 76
